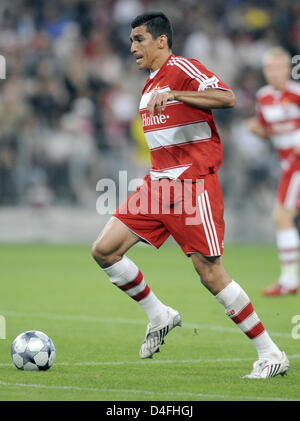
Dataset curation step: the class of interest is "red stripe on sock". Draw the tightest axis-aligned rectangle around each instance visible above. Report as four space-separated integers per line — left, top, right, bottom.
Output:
231 302 254 324
279 247 299 253
119 271 143 291
245 321 265 339
132 285 151 301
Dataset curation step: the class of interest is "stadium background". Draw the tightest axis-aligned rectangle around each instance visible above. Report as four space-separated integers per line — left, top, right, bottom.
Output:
0 0 299 244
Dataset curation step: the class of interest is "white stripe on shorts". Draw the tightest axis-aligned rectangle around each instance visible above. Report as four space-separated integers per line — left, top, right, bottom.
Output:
197 191 220 256
284 171 300 210
204 190 221 255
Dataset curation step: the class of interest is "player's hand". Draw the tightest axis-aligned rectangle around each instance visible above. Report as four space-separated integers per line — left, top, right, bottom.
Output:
247 118 261 133
147 91 175 117
294 145 300 155
247 118 269 138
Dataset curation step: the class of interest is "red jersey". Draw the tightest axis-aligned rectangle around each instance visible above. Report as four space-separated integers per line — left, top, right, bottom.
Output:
256 80 300 168
139 54 231 181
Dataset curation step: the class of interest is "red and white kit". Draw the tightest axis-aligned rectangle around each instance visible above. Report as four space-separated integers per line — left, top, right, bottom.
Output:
115 54 231 256
256 80 300 210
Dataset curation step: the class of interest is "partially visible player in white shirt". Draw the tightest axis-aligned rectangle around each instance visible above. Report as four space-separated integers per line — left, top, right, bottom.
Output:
248 47 300 297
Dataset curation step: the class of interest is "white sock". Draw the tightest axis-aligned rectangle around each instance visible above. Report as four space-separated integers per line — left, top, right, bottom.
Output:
277 228 299 289
102 256 168 326
216 280 281 359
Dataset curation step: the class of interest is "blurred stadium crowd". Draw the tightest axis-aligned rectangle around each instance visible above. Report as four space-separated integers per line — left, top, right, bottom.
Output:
0 0 299 213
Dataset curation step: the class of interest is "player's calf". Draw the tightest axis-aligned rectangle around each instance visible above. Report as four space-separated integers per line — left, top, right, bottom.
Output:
92 222 171 349
192 253 287 375
191 253 231 295
101 254 170 346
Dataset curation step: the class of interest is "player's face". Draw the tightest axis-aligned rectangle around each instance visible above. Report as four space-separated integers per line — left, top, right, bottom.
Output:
130 25 161 70
263 55 290 90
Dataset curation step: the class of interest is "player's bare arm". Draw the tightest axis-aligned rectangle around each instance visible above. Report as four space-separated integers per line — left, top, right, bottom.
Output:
147 88 235 117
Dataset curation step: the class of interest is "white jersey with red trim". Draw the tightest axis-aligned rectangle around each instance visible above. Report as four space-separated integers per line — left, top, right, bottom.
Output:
139 54 231 181
256 80 300 166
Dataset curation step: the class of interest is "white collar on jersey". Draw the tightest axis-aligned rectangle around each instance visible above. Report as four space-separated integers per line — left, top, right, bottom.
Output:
149 68 160 79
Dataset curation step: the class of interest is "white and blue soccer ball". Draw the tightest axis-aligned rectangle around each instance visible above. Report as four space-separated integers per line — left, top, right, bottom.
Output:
11 330 56 371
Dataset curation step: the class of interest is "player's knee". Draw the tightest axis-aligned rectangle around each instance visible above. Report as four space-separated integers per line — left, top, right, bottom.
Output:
91 240 105 265
91 238 116 268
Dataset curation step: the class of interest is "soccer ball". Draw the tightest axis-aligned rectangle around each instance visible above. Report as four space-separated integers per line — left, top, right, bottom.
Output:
11 330 56 371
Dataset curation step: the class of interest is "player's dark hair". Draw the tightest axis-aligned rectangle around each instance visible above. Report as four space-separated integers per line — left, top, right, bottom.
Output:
131 12 173 49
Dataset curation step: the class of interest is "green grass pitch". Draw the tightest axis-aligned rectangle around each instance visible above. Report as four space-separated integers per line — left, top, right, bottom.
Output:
0 243 299 401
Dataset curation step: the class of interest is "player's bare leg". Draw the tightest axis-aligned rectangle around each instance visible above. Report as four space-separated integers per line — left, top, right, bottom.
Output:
191 253 289 378
263 201 299 296
92 217 181 358
92 216 140 268
191 253 231 294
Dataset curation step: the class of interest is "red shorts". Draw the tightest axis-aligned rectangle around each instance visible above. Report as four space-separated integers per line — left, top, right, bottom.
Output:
114 173 225 257
277 158 300 210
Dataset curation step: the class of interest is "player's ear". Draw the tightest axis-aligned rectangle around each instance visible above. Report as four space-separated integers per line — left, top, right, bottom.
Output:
158 35 167 49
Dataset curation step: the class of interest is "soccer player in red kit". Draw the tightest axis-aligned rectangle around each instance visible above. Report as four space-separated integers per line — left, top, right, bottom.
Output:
248 47 300 297
92 13 289 378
